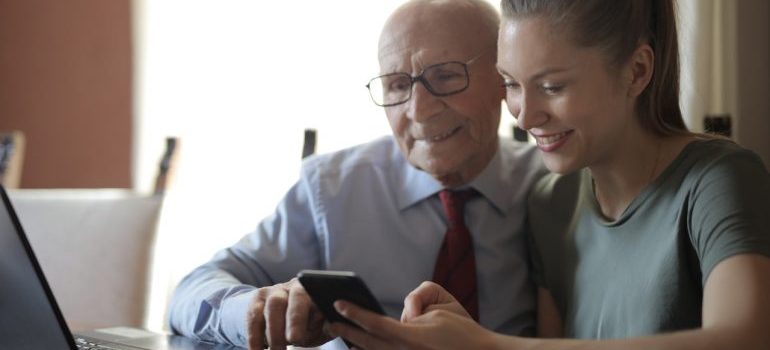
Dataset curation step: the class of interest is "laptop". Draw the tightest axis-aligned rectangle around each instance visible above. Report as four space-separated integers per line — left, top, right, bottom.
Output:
0 185 243 350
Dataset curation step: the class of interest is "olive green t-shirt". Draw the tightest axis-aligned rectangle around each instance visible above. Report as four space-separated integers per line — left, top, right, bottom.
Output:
528 139 770 339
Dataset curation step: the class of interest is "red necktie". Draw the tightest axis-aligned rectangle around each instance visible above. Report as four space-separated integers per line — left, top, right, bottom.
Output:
432 189 479 321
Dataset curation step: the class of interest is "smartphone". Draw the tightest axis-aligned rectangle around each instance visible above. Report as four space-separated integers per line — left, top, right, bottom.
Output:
297 270 385 328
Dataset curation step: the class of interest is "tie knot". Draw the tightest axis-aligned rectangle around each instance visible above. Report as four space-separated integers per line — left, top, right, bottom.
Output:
439 189 477 227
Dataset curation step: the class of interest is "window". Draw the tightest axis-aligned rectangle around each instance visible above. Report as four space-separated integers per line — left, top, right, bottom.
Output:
134 0 507 330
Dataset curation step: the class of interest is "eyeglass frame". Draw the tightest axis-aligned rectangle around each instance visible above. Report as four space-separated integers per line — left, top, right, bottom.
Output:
365 51 488 107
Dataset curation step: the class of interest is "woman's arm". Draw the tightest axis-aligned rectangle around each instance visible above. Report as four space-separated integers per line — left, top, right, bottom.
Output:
502 254 770 350
536 288 563 338
329 254 770 350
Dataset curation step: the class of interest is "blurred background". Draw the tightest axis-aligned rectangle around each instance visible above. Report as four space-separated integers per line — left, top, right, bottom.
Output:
0 0 767 332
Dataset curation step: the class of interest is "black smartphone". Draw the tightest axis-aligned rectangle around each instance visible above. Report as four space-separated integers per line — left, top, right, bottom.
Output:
297 270 385 328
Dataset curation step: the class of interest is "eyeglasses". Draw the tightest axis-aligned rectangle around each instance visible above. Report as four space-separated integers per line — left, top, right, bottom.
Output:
366 52 485 107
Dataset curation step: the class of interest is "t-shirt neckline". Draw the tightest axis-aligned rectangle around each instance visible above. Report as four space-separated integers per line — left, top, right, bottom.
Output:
588 138 722 226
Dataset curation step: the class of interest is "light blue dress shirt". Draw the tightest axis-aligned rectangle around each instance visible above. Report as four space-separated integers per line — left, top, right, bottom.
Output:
168 136 546 349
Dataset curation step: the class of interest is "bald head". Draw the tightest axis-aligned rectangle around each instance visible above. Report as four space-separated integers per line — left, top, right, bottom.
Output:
373 0 505 187
378 0 500 64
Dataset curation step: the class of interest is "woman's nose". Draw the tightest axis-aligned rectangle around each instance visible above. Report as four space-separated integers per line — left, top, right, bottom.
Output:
507 91 546 130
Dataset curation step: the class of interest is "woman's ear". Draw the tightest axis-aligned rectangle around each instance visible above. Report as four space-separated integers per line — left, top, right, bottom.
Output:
625 43 654 98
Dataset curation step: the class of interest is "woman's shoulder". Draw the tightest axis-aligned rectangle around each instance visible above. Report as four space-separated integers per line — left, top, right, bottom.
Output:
530 170 585 204
528 170 587 227
687 137 755 156
675 138 768 184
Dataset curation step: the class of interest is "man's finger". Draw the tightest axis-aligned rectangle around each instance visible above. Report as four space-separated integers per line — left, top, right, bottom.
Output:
264 289 290 349
285 282 315 344
246 300 266 350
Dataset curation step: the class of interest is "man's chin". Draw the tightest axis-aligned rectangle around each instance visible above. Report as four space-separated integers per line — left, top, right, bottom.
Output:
407 152 472 185
414 162 465 187
433 172 465 188
412 159 453 176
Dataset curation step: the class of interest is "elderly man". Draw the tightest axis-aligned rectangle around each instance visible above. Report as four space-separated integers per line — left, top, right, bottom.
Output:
168 0 545 349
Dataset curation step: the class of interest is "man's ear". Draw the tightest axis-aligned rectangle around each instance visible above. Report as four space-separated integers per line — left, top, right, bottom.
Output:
626 43 654 98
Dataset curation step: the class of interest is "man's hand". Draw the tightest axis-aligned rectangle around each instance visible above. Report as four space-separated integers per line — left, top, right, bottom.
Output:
245 278 331 349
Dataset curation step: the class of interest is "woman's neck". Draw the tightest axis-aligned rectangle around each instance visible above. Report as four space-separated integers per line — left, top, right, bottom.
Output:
590 133 692 221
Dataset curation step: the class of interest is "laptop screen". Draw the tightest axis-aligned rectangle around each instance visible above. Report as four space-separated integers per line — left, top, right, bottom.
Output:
0 188 74 349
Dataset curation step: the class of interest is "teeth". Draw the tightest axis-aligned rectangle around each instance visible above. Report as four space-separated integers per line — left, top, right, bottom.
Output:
432 130 454 141
427 127 459 142
536 131 570 145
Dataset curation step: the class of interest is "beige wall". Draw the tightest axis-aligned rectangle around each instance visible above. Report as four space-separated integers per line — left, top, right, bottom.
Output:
0 0 765 189
0 0 132 188
735 0 770 167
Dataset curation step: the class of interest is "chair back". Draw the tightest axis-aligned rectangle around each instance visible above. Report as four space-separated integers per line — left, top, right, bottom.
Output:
154 137 179 195
8 189 162 331
302 129 317 159
0 131 25 188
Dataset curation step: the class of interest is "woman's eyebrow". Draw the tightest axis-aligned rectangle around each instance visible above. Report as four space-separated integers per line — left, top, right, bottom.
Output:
496 65 572 81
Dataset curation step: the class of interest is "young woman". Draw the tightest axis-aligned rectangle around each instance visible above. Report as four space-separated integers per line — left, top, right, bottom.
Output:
326 0 770 349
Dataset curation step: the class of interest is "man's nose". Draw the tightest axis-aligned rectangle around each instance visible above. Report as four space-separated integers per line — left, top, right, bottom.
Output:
406 81 443 122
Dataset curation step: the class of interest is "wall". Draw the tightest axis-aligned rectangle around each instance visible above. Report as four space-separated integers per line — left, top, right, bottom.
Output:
735 0 770 167
0 0 133 188
0 0 766 189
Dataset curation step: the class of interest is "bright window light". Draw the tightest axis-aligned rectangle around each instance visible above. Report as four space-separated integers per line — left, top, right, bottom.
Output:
134 0 508 331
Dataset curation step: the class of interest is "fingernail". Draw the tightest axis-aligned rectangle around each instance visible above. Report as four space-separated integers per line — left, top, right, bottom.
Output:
333 300 345 313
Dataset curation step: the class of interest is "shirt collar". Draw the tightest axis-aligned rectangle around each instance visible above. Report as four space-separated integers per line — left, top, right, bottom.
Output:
395 141 507 213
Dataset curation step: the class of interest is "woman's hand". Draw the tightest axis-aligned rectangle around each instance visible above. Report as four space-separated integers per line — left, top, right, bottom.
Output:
328 301 497 350
401 281 471 322
327 282 498 350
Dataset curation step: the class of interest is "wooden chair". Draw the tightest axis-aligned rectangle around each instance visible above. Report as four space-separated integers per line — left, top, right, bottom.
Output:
153 137 179 195
512 125 529 143
302 128 317 159
9 189 162 331
0 131 25 189
6 138 177 331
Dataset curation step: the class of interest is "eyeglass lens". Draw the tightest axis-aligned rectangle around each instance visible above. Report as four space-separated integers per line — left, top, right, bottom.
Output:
368 62 469 106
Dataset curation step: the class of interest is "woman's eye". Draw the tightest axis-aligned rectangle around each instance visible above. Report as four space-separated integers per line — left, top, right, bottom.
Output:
503 81 520 89
542 84 563 94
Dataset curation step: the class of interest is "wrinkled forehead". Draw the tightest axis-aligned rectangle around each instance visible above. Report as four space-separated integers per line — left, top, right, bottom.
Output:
377 39 476 75
377 6 489 75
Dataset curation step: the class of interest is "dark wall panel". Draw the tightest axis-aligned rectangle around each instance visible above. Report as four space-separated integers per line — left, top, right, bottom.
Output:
0 0 132 188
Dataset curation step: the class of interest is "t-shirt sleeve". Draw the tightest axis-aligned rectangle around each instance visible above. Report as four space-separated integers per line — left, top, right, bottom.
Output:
526 171 584 289
526 173 556 288
688 147 770 285
526 217 547 287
